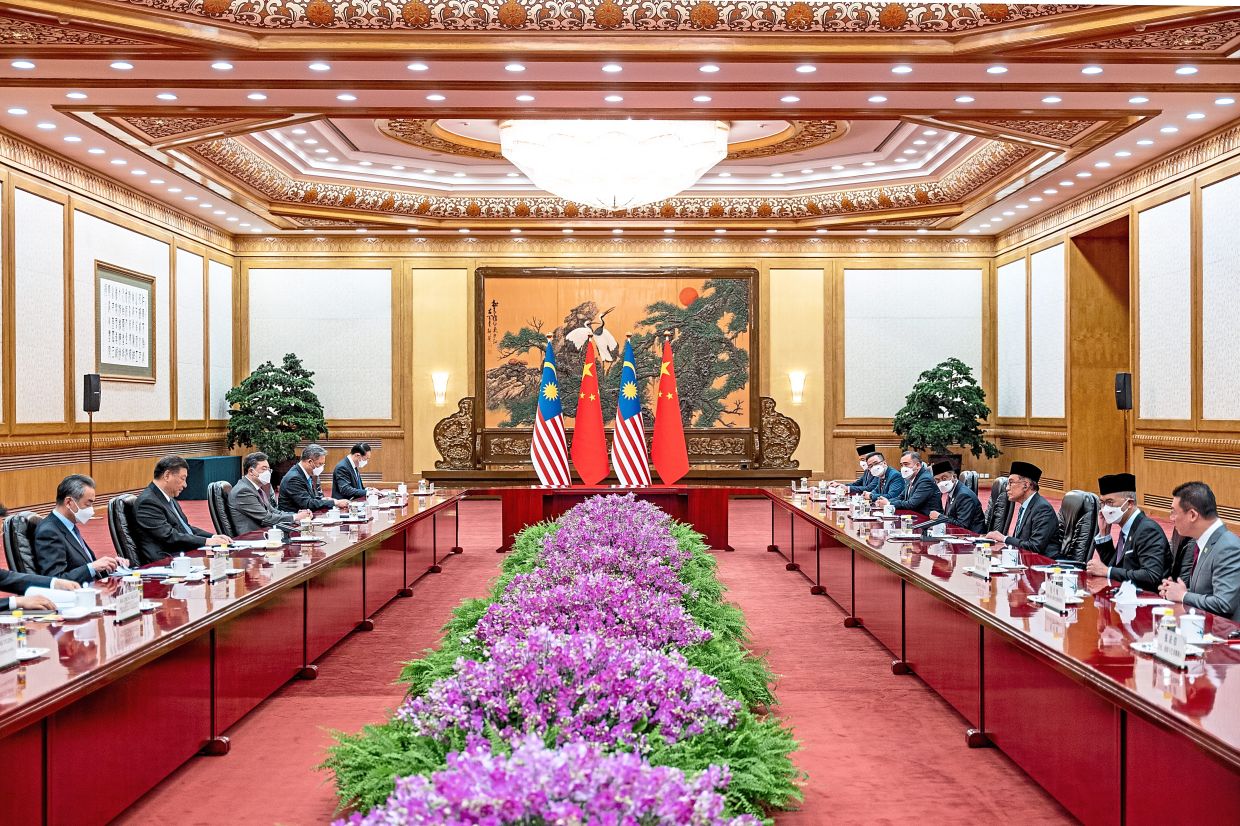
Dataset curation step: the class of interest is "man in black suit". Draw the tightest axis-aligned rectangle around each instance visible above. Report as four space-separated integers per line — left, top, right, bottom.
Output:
1085 473 1168 591
331 442 373 501
927 461 985 533
279 444 349 512
985 461 1062 557
34 474 124 583
133 455 230 565
876 451 939 518
0 570 70 612
832 443 880 495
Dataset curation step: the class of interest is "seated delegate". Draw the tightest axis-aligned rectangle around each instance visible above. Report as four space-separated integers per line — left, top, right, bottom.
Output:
279 444 349 512
331 442 375 501
927 461 985 534
876 451 937 518
33 474 124 583
133 455 230 565
984 461 1063 558
229 452 311 535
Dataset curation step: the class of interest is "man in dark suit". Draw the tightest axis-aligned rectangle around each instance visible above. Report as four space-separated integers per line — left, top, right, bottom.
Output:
0 569 68 612
1085 473 1168 591
985 461 1062 557
133 455 230 565
850 451 905 500
34 474 124 583
928 461 985 533
877 451 938 518
229 452 310 535
331 442 374 501
834 444 880 494
279 444 349 512
1160 481 1240 621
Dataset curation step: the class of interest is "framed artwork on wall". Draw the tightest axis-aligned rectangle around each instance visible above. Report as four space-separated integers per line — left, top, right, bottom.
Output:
95 261 156 383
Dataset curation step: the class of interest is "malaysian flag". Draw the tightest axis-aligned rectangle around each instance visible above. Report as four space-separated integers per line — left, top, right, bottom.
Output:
530 337 572 486
611 337 652 486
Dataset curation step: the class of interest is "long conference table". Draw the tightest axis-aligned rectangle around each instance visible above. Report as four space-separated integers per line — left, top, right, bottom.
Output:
1 485 1237 825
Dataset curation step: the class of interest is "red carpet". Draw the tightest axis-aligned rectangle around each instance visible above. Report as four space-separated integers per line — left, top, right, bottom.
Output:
97 498 1073 824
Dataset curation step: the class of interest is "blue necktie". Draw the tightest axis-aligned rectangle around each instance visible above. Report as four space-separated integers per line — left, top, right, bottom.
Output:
71 525 95 560
172 501 192 533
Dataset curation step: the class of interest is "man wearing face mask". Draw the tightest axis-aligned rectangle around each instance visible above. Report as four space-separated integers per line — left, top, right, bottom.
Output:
34 474 123 583
833 444 880 494
984 461 1062 557
229 452 312 535
876 450 938 517
927 461 985 533
279 443 349 512
332 442 374 501
849 451 905 500
134 455 231 565
1085 473 1168 591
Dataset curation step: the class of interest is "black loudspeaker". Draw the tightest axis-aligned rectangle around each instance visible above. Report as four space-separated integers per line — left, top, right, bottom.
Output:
1115 372 1132 411
83 373 101 413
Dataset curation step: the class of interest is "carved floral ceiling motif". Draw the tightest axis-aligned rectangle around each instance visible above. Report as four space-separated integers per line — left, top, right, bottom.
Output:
0 14 152 45
118 115 260 140
104 1 1091 33
972 118 1098 143
1057 17 1240 52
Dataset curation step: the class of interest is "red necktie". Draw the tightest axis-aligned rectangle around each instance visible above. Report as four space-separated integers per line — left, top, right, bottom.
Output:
1009 501 1022 534
942 492 949 510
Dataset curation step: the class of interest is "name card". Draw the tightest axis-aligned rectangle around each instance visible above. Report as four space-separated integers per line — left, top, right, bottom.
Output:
113 587 141 622
209 554 230 582
0 627 17 668
1155 625 1189 669
972 548 992 579
112 614 145 653
1043 579 1069 613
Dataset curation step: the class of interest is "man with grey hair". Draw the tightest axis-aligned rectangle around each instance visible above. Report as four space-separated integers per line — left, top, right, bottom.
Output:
278 444 348 512
230 452 311 535
1085 472 1167 590
34 473 124 583
876 450 939 518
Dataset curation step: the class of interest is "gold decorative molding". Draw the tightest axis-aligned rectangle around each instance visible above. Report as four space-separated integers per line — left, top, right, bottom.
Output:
234 233 995 256
990 427 1067 440
998 122 1240 250
0 430 227 457
0 14 152 46
1134 433 1240 450
1056 16 1240 53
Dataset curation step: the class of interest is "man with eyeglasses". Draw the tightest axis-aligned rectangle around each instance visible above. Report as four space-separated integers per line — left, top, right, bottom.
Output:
984 461 1062 557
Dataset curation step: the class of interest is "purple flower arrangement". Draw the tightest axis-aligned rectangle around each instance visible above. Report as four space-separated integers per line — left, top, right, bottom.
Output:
340 736 762 826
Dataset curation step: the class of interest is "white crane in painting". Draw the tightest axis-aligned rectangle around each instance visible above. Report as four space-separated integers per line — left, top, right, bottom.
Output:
565 306 619 363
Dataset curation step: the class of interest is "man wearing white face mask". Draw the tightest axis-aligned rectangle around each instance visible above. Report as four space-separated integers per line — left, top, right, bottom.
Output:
849 451 904 499
279 443 349 512
833 444 880 495
1085 472 1168 591
876 451 938 518
332 442 374 500
34 473 123 583
229 452 312 535
927 461 985 533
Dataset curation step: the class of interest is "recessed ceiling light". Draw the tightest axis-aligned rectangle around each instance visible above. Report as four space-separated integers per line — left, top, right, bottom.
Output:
358 160 372 167
1060 180 1075 187
150 179 164 184
715 228 727 234
11 60 35 70
693 95 711 103
955 95 975 103
1002 210 1015 216
506 172 519 177
895 157 910 163
355 227 367 234
392 165 404 170
407 62 429 72
699 64 720 73
1081 65 1103 75
247 92 267 100
866 228 878 234
110 61 134 70
969 229 980 234
902 149 917 155
1042 96 1062 104
611 228 623 234
304 138 318 145
1160 125 1179 134
324 156 338 161
830 164 844 170
781 95 800 103
36 122 55 130
1115 150 1131 157
63 135 81 143
601 63 622 73
1187 112 1205 120
337 93 357 101
88 147 105 154
423 168 436 174
1029 196 1043 203
458 228 471 234
922 129 937 136
238 222 248 226
604 95 623 103
1128 96 1149 104
508 228 520 234
6 107 26 115
562 228 574 234
1043 188 1057 195
1015 204 1028 210
861 161 876 167
314 148 328 154
453 171 466 177
815 228 827 234
796 65 817 74
986 65 1007 74
211 61 233 70
664 228 676 234
156 92 177 101
913 139 927 146
868 95 887 103
770 172 784 178
308 62 331 72
66 91 87 100
213 210 226 216
505 63 525 73
184 195 197 201
717 172 731 177
1137 139 1154 146
989 216 1003 222
199 203 212 208
891 65 912 74
1095 161 1111 168
917 228 929 234
800 168 813 174
1175 66 1198 75
765 229 777 234
226 216 238 222
516 94 535 102
1216 97 1235 106
426 93 446 101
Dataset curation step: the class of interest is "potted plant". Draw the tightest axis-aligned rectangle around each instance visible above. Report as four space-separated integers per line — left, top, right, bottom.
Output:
225 353 329 487
891 357 1000 470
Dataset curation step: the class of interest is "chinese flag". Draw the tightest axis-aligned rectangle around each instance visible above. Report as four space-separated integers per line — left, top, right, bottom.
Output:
571 338 609 485
652 335 689 485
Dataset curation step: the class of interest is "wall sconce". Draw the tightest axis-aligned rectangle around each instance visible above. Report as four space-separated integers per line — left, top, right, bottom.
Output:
788 371 806 405
431 371 450 406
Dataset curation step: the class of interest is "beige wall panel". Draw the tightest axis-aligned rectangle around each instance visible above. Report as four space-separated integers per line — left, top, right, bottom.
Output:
14 189 64 423
769 268 825 472
410 267 470 475
1029 244 1066 420
175 248 205 421
1136 196 1192 421
207 259 233 420
1201 173 1240 422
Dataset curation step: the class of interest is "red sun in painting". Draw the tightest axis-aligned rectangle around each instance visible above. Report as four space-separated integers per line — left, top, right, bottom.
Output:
679 287 699 306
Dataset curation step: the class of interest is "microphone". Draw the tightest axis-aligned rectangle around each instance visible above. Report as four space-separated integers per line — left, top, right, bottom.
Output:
910 515 949 540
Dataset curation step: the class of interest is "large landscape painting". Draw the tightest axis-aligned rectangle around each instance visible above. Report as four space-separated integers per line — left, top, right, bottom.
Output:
479 268 754 431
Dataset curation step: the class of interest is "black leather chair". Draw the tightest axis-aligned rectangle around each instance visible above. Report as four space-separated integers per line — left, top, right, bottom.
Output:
108 494 141 563
984 476 1010 533
1057 490 1100 565
959 470 979 495
207 481 235 537
3 511 42 574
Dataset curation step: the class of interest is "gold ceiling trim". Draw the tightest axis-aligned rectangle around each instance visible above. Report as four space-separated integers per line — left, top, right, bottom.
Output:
377 118 847 162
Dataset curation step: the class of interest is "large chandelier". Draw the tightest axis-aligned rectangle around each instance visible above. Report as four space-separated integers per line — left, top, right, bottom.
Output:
498 119 730 212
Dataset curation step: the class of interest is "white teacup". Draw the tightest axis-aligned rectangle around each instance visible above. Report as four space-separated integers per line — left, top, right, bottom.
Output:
75 588 99 608
1179 612 1206 641
883 503 896 517
1001 547 1020 568
397 482 407 496
171 555 193 575
266 527 284 544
